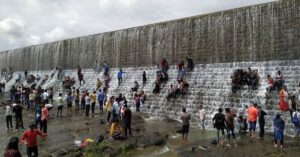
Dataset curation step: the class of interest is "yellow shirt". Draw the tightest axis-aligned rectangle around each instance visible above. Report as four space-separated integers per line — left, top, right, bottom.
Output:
90 94 96 103
105 101 112 112
110 122 121 136
96 80 102 88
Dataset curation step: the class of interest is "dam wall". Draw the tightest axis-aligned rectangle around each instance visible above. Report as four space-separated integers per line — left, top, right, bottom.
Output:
0 0 299 71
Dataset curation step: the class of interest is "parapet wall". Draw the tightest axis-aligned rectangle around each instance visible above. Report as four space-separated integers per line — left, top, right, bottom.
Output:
0 0 299 71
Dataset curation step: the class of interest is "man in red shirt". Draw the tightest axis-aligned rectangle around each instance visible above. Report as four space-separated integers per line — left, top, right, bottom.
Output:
20 123 47 157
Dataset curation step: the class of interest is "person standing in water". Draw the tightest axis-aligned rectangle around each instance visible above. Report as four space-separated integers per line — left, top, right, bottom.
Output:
197 105 206 130
56 93 64 117
247 103 258 137
225 108 237 147
85 92 91 117
273 113 285 148
258 106 267 138
213 107 226 146
117 69 125 86
180 107 191 141
40 103 49 134
4 101 13 131
90 91 97 117
13 101 24 131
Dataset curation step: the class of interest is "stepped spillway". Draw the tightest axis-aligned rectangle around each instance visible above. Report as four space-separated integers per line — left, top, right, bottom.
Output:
2 59 300 135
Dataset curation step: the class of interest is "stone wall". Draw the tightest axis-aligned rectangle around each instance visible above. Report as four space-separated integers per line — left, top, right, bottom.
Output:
0 0 299 71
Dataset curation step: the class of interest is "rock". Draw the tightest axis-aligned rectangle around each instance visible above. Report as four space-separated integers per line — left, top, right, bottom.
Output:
137 132 167 148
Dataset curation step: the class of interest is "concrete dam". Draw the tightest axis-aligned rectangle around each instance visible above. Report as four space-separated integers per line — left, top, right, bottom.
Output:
0 0 299 134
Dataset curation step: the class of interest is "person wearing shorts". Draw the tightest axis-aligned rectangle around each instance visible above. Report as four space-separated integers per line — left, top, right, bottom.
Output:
180 108 191 141
213 107 226 146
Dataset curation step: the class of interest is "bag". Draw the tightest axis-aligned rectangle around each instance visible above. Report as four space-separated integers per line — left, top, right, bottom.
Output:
293 113 299 125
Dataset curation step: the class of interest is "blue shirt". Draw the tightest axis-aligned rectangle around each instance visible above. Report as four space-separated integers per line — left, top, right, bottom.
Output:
117 71 124 78
97 91 105 101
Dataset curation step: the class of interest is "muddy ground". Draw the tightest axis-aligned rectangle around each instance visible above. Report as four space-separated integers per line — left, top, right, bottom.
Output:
1 93 300 157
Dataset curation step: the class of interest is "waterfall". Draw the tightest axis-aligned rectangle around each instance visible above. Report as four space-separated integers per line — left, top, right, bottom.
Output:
0 0 298 71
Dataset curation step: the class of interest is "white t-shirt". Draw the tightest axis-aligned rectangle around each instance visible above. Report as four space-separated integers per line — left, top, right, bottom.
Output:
43 92 49 100
5 105 12 116
56 96 64 107
85 96 91 105
198 108 206 120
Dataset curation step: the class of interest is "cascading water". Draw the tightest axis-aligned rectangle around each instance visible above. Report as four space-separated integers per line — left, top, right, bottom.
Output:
3 60 300 135
0 0 298 71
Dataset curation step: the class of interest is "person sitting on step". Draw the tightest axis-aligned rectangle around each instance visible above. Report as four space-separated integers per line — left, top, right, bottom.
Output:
274 70 284 90
266 74 274 92
166 84 175 101
179 80 189 96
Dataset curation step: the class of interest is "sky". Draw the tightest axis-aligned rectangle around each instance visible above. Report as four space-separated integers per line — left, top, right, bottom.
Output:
0 0 275 52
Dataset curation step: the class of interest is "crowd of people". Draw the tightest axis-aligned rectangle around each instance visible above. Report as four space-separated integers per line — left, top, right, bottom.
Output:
231 67 260 93
62 76 76 91
2 58 300 157
183 101 298 148
166 80 189 101
265 70 285 92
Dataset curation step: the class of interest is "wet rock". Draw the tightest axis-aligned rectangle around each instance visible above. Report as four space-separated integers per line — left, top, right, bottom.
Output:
137 132 167 147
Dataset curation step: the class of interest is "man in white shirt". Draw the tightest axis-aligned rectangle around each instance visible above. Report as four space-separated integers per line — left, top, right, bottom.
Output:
42 90 49 104
85 92 91 117
197 105 206 130
4 101 13 130
56 93 64 117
